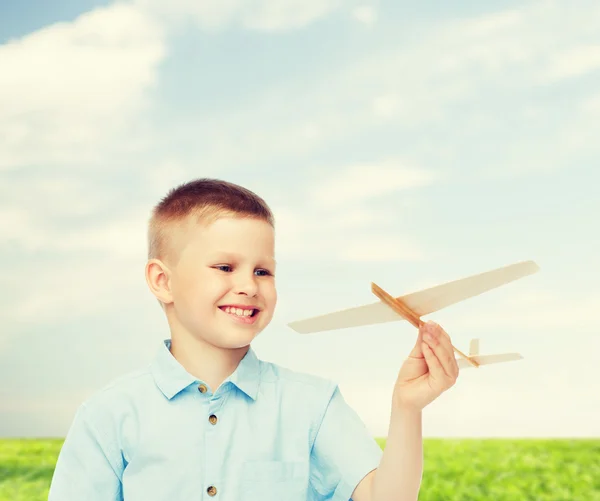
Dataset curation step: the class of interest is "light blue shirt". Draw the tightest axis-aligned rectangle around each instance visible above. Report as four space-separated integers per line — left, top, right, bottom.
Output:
48 339 383 501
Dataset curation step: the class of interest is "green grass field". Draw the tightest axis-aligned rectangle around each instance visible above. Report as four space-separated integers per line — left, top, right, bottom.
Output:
1 438 598 500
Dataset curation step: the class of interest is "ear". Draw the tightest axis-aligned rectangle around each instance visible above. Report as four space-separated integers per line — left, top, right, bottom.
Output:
145 259 174 306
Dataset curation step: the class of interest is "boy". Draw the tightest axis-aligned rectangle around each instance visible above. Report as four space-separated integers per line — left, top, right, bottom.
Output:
48 178 459 501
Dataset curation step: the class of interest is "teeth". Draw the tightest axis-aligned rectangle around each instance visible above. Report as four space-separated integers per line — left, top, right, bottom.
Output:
224 306 254 317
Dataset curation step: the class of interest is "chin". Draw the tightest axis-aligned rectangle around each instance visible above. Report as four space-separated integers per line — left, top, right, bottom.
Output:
219 330 262 350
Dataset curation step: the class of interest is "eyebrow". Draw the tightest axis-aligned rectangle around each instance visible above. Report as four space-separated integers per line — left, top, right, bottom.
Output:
209 252 276 266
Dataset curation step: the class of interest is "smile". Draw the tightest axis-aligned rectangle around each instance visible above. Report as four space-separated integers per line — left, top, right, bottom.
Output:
218 306 260 325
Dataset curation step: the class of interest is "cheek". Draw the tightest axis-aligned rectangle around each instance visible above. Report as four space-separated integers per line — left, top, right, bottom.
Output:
171 276 192 306
180 280 221 310
205 283 231 305
265 283 277 307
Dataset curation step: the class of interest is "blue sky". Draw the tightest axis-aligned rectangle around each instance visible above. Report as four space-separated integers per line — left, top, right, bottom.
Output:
1 0 599 438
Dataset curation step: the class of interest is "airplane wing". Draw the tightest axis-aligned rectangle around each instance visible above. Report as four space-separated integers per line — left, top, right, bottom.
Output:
287 260 539 333
457 353 523 369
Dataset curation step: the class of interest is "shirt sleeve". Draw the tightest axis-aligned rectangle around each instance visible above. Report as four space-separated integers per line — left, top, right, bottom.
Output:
309 385 383 501
48 402 124 501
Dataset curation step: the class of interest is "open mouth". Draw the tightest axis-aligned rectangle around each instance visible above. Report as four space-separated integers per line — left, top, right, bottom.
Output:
218 306 260 322
219 306 260 317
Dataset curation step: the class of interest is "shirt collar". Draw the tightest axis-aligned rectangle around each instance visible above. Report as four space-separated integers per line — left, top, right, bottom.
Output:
150 339 260 401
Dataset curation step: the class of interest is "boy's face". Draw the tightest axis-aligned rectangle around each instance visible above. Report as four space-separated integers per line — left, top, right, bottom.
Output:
163 216 277 350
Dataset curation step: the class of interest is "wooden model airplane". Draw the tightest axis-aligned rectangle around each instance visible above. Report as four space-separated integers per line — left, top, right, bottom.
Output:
287 260 539 369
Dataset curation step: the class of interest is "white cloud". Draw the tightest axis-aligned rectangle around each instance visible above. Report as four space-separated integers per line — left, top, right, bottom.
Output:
310 162 436 207
0 175 145 252
0 207 37 249
134 0 244 30
0 3 165 169
0 214 149 327
220 4 537 145
372 94 402 118
244 0 342 31
0 0 346 169
139 3 587 170
5 0 599 176
338 234 424 262
3 0 596 326
352 6 377 27
0 175 153 326
453 9 524 38
450 290 600 332
273 203 421 262
541 45 600 83
118 2 600 177
342 357 600 437
356 1 600 125
3 0 600 440
270 164 429 264
136 0 343 32
581 92 600 114
4 254 144 325
53 213 148 258
143 159 201 196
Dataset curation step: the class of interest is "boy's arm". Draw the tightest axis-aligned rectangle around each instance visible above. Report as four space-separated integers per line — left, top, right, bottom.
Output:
48 403 124 501
351 406 422 501
354 321 459 501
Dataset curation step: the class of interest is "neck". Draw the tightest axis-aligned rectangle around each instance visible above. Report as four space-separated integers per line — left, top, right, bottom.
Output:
169 333 249 393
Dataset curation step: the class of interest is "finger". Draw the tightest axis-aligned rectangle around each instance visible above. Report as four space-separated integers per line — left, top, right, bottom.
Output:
427 322 459 377
437 323 460 379
423 323 458 383
431 322 459 380
430 330 457 380
421 341 447 387
408 325 425 359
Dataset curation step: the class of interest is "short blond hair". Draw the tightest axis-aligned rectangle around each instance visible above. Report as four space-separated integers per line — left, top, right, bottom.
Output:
147 178 275 307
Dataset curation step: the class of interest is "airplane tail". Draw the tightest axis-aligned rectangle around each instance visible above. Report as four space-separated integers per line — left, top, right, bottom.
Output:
458 339 523 369
469 338 479 356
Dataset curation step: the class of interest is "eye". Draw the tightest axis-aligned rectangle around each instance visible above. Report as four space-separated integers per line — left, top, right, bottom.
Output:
214 265 272 276
215 265 232 272
255 269 272 276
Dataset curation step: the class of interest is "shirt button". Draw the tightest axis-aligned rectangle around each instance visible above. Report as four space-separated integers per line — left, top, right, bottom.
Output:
207 485 217 496
198 384 207 393
209 414 218 425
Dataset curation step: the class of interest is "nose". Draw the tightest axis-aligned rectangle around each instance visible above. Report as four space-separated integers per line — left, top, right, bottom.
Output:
233 273 258 297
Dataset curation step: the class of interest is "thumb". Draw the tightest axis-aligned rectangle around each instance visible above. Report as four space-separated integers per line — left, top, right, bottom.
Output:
408 324 425 358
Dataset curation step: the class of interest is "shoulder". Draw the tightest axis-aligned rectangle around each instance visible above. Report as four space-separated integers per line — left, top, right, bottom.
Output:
259 358 338 395
76 366 154 424
253 359 341 444
256 359 340 419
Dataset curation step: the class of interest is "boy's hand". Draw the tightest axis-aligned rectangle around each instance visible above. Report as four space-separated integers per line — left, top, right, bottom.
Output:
391 320 459 412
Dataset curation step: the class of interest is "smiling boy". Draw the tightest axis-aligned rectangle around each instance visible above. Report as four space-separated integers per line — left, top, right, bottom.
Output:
48 178 459 501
